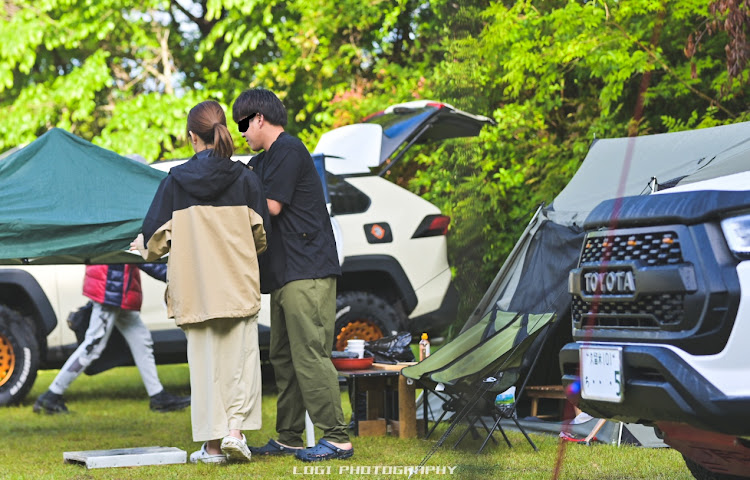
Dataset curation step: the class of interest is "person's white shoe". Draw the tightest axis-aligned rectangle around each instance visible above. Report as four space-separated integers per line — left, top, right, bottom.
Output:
189 443 227 464
221 434 252 463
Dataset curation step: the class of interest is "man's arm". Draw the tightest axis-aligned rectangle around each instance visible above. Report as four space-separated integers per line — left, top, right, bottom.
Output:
267 198 283 216
139 263 167 283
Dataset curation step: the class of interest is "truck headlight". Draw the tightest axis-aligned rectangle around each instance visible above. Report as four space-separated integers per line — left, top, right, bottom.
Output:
721 214 750 256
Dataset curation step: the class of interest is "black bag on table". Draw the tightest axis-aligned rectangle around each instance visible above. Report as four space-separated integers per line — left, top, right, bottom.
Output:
364 332 416 364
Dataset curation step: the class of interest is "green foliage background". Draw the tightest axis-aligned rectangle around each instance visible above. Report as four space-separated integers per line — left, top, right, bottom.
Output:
3 0 750 332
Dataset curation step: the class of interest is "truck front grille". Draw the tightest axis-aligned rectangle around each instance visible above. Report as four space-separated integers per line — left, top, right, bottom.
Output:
572 293 685 329
580 232 683 266
575 231 686 330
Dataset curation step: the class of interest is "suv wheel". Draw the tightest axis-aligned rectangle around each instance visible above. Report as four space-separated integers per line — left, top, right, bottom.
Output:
683 455 748 480
0 306 39 406
334 291 403 351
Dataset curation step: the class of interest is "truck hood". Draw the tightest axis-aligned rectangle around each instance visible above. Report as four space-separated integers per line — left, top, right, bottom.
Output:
658 170 750 194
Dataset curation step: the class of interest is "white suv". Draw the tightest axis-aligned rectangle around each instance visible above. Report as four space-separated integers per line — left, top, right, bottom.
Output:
319 101 495 350
0 101 494 405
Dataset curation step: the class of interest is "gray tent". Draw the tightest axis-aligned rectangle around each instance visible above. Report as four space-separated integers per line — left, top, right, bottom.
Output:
466 121 750 333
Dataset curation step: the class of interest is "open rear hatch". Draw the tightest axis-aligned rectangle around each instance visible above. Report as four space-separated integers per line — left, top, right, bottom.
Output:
314 101 495 176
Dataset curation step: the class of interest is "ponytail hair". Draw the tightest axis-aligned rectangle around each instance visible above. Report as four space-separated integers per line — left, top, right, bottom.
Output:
212 122 234 159
187 101 235 158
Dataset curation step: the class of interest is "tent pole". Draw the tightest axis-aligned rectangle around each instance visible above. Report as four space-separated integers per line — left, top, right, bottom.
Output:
583 418 608 445
515 317 558 405
461 204 545 333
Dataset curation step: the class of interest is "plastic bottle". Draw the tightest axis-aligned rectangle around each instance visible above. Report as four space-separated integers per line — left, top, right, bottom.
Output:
419 333 431 361
495 386 516 416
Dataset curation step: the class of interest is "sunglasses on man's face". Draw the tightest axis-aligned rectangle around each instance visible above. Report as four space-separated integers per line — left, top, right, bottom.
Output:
237 112 259 133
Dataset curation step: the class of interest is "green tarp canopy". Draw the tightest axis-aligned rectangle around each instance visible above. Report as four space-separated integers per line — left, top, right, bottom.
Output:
0 128 167 265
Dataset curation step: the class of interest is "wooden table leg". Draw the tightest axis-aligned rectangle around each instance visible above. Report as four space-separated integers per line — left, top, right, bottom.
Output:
398 375 417 439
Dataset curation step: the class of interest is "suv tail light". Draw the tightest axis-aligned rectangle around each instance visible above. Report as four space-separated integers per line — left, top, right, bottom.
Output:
412 215 450 238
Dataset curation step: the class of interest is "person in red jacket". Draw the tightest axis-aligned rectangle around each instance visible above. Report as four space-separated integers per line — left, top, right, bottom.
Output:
33 264 190 414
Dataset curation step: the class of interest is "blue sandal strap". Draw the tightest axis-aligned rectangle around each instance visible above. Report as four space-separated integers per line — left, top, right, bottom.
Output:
295 439 354 462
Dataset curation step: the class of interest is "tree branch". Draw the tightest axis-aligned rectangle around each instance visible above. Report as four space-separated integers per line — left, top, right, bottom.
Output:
611 21 736 118
158 28 174 95
629 5 666 136
170 0 216 36
170 0 200 25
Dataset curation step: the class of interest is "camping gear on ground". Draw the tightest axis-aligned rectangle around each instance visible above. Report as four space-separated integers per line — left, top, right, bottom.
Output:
528 415 666 447
63 446 186 469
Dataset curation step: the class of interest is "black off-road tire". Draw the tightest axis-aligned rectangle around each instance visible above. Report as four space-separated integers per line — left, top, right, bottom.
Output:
683 454 750 480
333 291 404 351
0 306 40 406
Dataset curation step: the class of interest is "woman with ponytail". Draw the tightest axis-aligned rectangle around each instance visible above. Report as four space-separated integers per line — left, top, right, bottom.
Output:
133 100 270 464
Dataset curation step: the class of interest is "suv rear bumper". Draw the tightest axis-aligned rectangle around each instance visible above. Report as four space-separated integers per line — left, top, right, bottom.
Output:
560 342 750 436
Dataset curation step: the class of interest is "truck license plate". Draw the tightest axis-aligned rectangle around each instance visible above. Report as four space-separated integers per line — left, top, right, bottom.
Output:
580 345 624 403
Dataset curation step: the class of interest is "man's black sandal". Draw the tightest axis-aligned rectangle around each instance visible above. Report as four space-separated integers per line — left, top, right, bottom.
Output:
248 439 301 456
295 439 354 462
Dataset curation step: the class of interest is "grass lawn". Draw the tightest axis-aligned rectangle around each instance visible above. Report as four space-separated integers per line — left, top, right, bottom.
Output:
0 363 693 479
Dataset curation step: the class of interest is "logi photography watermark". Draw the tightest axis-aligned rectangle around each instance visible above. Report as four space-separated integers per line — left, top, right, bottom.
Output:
292 465 457 475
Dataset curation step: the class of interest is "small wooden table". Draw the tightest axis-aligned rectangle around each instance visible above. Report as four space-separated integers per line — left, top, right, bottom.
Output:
338 366 418 438
524 385 578 419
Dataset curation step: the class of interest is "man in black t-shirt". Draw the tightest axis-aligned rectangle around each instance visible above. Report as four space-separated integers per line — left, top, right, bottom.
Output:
232 88 352 462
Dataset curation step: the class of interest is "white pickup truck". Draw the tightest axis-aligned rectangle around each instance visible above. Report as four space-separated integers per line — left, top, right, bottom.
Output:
561 171 750 480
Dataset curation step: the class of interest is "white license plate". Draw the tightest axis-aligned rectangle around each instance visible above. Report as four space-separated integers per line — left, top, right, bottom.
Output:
580 345 624 403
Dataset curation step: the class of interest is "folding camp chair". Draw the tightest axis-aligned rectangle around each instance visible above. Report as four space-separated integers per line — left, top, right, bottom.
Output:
402 305 558 453
453 376 534 453
437 321 555 453
405 307 519 440
425 383 509 451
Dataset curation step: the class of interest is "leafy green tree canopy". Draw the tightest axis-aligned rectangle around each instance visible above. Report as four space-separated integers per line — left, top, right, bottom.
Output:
2 0 750 331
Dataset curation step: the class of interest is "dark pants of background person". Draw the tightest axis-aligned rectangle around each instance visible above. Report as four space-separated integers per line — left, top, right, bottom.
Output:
269 277 350 445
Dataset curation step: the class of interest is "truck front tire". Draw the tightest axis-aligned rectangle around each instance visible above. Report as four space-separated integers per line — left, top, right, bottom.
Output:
0 306 39 406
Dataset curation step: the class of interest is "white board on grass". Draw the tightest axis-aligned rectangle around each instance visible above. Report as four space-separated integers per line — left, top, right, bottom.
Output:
63 446 186 469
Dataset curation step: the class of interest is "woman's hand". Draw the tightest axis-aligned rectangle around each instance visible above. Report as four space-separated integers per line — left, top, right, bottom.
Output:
130 233 145 251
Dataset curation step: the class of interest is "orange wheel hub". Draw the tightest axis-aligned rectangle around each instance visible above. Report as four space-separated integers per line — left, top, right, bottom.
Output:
0 333 15 388
335 319 384 351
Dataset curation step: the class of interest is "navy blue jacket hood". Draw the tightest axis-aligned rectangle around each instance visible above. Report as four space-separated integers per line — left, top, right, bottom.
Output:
170 149 244 200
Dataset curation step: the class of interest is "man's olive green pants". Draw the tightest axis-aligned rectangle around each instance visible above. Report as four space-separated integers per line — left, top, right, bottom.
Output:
269 277 350 445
